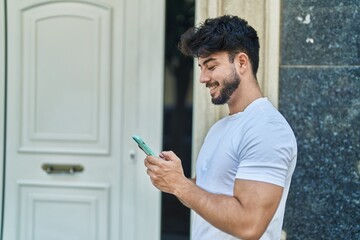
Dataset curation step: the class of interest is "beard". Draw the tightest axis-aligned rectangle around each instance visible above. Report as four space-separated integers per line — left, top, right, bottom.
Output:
211 69 240 105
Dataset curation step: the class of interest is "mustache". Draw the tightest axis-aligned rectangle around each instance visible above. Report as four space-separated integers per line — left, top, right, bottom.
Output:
206 82 219 88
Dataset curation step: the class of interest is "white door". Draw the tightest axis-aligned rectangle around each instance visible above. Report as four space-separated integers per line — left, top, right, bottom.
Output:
3 0 164 239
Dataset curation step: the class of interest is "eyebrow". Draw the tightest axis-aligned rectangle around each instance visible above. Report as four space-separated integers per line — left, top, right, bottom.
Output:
198 57 217 68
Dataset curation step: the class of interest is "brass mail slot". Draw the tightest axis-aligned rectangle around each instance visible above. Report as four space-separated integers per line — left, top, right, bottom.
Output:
41 163 84 174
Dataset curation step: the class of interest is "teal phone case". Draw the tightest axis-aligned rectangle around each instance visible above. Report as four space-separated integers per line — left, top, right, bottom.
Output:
132 135 156 156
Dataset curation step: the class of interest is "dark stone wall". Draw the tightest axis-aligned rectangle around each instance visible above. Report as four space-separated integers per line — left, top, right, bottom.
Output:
279 1 360 239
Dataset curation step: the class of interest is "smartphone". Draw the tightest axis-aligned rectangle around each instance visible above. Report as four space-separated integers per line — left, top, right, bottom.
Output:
132 135 156 156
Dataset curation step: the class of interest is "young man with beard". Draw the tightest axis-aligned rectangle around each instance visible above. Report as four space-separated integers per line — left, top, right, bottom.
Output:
144 15 297 240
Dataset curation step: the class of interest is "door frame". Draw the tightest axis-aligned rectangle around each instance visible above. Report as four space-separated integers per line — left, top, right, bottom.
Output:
120 0 165 239
0 0 6 235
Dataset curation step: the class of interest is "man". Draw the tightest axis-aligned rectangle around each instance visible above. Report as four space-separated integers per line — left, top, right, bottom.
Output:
144 15 297 240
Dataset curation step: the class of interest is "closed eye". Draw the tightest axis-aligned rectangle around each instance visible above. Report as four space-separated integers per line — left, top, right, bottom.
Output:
208 65 216 71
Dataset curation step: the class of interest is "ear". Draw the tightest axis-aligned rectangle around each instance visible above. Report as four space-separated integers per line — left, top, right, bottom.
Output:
236 52 250 74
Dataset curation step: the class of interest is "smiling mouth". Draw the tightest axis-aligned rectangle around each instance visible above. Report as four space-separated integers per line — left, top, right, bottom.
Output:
206 82 219 94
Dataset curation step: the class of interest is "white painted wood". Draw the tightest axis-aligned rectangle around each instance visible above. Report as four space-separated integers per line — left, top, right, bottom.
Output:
18 181 109 240
20 1 111 154
3 0 164 239
120 0 164 239
133 0 164 239
0 0 5 235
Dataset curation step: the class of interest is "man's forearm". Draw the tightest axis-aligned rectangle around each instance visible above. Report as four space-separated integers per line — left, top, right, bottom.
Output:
173 179 254 239
177 177 196 208
173 178 282 240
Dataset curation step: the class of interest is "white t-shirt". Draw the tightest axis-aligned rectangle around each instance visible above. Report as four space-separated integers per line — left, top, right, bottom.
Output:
191 98 297 240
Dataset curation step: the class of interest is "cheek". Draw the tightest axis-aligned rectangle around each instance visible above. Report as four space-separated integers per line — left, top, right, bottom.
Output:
211 71 224 83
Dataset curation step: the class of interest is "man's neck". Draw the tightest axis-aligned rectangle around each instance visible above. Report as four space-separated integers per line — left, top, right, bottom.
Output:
227 79 263 115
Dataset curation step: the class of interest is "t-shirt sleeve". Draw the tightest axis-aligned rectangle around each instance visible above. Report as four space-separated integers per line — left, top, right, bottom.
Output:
235 120 295 187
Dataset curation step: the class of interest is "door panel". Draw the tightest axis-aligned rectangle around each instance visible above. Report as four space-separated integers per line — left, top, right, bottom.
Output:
18 181 109 240
21 1 110 154
3 0 164 239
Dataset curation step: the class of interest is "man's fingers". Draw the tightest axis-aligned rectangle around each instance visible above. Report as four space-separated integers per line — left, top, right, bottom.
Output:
160 151 179 161
145 155 161 165
144 156 164 173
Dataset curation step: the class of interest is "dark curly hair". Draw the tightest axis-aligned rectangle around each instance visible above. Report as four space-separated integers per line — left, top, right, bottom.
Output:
179 15 260 76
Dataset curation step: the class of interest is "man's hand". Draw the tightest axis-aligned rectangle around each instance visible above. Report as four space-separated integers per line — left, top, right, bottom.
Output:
144 151 189 195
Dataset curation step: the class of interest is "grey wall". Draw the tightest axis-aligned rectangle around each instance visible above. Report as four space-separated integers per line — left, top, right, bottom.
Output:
279 1 360 239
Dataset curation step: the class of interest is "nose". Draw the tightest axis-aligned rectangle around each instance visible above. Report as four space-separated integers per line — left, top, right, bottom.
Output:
199 69 210 84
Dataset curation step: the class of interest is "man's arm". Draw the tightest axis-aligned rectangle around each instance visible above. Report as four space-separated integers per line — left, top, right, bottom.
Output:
145 151 283 240
177 177 196 208
176 178 283 240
